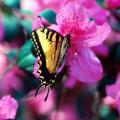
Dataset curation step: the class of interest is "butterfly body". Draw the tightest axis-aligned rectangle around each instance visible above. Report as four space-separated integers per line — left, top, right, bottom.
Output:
31 27 70 96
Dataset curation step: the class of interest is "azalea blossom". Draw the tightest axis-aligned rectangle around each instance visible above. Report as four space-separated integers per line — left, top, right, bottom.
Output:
0 95 18 119
106 73 120 114
0 66 24 94
105 0 120 8
24 90 55 115
33 2 111 87
64 0 110 24
50 106 79 120
92 44 109 58
55 2 110 82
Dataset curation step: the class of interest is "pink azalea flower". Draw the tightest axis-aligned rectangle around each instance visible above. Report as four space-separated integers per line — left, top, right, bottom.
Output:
103 96 117 108
33 2 111 87
63 0 110 24
106 73 120 114
81 0 110 25
0 95 18 119
55 2 111 83
24 90 55 115
32 16 49 31
105 0 120 8
92 44 109 58
0 66 24 94
106 73 120 99
64 75 76 88
50 105 79 120
106 73 120 98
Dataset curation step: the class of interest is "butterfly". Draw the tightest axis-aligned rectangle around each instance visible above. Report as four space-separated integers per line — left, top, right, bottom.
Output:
31 27 70 101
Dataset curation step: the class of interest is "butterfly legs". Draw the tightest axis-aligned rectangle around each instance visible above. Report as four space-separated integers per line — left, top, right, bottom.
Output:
35 84 42 97
35 80 53 101
44 86 50 101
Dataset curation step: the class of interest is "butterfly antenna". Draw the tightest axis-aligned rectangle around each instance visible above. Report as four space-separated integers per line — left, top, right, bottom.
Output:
44 87 50 101
35 84 42 97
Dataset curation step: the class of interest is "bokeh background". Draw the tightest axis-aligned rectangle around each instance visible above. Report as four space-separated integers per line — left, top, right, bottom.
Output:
0 0 120 120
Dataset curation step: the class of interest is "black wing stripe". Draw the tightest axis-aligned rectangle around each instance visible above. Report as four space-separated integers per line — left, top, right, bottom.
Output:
34 31 46 66
46 29 49 39
31 32 40 56
49 31 55 42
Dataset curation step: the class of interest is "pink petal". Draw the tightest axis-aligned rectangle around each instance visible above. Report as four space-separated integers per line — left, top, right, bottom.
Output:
26 90 55 115
50 105 79 120
105 0 120 8
56 2 89 36
103 96 117 107
106 73 120 98
83 22 111 47
49 24 62 34
0 95 18 119
0 66 24 94
67 47 103 82
106 84 120 98
82 0 110 24
64 75 76 88
33 56 40 78
92 44 109 58
32 17 44 30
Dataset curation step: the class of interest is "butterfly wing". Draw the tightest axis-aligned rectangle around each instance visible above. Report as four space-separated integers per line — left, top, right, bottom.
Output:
31 27 70 87
56 34 70 73
32 28 64 74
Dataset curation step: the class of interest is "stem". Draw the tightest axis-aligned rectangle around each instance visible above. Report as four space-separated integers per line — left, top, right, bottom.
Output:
92 91 101 120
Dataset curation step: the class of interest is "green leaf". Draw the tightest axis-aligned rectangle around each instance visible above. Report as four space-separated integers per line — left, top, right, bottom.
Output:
20 19 32 34
3 14 21 40
96 0 104 6
39 9 56 24
3 0 20 8
17 40 35 72
6 49 17 61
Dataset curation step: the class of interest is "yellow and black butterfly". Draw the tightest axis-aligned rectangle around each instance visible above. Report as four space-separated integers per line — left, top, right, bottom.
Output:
31 27 70 101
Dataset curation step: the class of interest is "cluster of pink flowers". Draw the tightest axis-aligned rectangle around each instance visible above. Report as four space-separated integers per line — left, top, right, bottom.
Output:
33 1 111 87
2 0 120 119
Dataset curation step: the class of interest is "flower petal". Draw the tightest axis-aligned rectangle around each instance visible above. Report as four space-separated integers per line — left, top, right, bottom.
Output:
106 73 120 98
33 56 40 78
56 2 89 36
64 75 76 88
67 47 103 82
82 22 111 47
0 95 18 119
106 84 120 98
32 17 44 30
